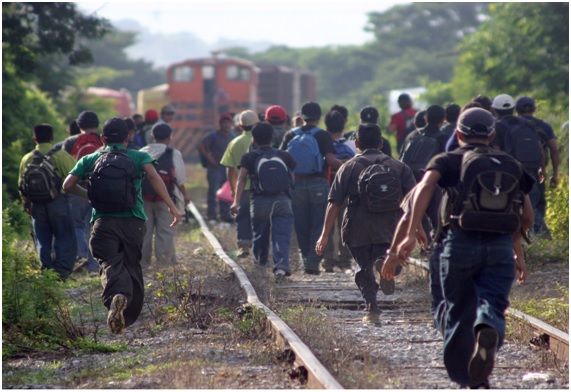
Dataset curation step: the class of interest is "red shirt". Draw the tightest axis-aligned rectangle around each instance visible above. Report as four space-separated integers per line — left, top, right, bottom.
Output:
389 108 417 141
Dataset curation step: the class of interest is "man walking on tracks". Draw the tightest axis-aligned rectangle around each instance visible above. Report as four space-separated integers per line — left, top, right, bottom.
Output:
140 123 189 268
231 122 296 283
198 113 236 223
62 111 103 274
220 110 259 258
515 95 559 237
19 124 78 280
492 94 545 236
281 101 342 275
316 123 416 323
383 108 534 388
387 93 417 154
63 118 181 334
400 105 448 242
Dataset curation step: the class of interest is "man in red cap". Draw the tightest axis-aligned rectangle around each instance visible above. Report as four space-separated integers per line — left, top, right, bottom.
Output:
198 113 236 223
135 109 159 147
265 105 288 148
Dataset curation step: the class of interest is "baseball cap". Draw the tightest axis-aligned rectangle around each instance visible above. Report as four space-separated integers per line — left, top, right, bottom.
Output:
491 94 515 110
359 106 379 124
239 110 259 127
102 118 129 141
77 111 99 129
161 104 175 114
456 108 495 137
151 123 173 140
265 105 287 123
219 112 233 124
301 101 321 121
516 96 535 111
145 109 159 122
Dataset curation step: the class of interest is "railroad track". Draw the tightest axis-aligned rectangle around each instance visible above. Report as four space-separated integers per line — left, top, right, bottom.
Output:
188 201 569 389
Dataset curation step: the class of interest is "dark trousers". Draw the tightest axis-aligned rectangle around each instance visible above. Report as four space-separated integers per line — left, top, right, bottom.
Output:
349 243 389 308
90 217 146 327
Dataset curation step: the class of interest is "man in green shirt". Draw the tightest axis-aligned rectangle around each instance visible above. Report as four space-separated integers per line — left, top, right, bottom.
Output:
220 110 258 257
19 124 78 280
63 118 181 335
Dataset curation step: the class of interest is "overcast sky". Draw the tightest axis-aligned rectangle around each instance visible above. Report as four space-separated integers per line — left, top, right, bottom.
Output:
77 1 407 48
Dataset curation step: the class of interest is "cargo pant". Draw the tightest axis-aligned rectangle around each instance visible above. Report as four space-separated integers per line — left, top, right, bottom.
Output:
90 217 146 327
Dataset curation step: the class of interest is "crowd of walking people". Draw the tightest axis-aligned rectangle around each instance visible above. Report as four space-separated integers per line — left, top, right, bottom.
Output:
18 93 560 388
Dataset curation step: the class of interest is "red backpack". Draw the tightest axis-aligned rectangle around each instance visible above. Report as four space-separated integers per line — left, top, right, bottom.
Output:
70 133 103 160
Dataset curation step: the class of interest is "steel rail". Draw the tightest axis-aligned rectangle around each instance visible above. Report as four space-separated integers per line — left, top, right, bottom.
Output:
406 256 569 363
187 201 344 389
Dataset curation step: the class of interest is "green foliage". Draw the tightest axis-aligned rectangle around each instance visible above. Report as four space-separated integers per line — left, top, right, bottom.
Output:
452 3 568 107
2 2 110 78
513 283 569 332
2 56 67 201
545 175 569 242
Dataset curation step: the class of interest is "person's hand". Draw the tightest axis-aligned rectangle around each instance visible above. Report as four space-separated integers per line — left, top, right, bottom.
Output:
315 236 328 256
169 208 182 227
183 196 190 205
381 253 408 280
549 174 558 189
396 234 417 261
415 226 428 250
538 168 545 184
230 203 239 216
515 256 527 284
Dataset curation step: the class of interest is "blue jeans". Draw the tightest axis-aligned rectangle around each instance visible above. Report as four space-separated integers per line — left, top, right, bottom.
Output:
206 166 232 221
31 194 77 279
437 228 515 386
349 243 388 308
236 190 253 247
250 194 293 274
69 195 99 272
291 177 329 271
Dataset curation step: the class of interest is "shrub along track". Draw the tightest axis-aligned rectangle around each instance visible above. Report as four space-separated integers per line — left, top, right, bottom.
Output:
191 200 569 389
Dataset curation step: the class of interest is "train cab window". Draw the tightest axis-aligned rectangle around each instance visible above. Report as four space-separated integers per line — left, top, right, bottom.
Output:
172 66 194 82
202 65 215 80
226 65 251 81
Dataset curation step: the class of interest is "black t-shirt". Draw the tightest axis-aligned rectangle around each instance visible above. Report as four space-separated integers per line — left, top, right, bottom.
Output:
426 144 535 192
239 146 296 197
402 124 449 154
328 149 417 247
280 125 336 178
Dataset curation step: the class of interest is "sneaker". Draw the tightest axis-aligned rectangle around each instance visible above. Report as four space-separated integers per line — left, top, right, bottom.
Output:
236 246 250 258
107 294 128 334
469 327 499 385
73 257 88 273
304 269 320 276
274 269 286 284
379 277 395 295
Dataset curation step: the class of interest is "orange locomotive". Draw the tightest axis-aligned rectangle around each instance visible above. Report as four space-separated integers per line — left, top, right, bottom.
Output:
138 56 316 161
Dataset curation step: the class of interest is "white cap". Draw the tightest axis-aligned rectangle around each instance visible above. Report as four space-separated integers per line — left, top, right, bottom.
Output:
491 94 515 110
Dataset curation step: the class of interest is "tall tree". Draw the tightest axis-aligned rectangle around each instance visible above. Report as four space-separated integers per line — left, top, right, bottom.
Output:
2 3 110 77
452 2 569 106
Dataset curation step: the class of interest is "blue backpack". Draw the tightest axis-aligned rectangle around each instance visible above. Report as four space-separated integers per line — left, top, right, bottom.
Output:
334 138 356 161
287 127 323 175
252 149 293 195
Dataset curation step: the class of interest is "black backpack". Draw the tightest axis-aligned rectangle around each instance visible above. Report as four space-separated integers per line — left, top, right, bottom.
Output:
401 132 441 181
142 147 175 202
252 149 293 195
400 111 416 143
501 117 543 170
354 155 403 213
19 149 62 204
87 147 138 213
445 146 524 234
